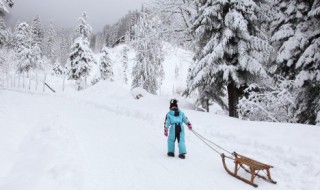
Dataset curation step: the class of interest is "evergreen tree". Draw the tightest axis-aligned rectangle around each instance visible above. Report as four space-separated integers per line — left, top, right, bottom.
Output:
58 28 72 64
109 24 119 46
31 44 41 70
102 10 141 47
76 12 92 40
66 37 94 90
269 0 320 124
295 1 320 125
67 13 95 90
121 46 129 84
53 60 63 75
186 0 272 117
131 12 164 94
28 15 44 70
129 11 140 41
269 0 319 79
44 21 58 61
0 18 8 47
31 15 44 50
0 0 13 47
13 22 34 73
0 48 15 73
100 47 113 80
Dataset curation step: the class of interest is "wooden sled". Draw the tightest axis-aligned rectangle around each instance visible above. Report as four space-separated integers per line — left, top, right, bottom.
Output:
221 152 277 188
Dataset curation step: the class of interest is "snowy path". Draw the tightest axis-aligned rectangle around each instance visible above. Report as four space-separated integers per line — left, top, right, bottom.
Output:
1 86 320 190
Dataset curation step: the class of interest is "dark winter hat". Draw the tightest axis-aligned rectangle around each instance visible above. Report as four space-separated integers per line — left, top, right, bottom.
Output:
170 99 178 109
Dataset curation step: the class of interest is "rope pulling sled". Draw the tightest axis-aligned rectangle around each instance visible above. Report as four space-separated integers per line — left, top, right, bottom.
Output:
191 130 277 188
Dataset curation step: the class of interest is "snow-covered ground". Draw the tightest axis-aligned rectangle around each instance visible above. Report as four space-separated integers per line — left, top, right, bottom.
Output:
1 81 320 190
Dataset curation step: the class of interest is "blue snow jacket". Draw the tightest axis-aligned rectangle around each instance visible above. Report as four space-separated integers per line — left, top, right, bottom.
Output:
165 109 190 154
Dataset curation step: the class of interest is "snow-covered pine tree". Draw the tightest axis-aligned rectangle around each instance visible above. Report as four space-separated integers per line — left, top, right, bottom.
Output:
100 46 113 80
67 12 95 90
186 0 272 117
129 11 140 41
0 18 8 47
37 55 49 71
28 15 44 71
76 12 92 40
109 24 120 47
295 1 320 125
121 46 129 84
269 0 317 79
31 44 41 70
58 28 72 64
90 32 104 52
66 37 94 90
13 22 35 73
31 15 44 51
269 0 320 124
0 48 15 73
0 0 13 47
53 60 63 75
44 21 57 61
131 12 164 94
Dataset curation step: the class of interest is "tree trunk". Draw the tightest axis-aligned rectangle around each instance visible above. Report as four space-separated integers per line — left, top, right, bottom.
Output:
227 80 240 118
206 99 209 112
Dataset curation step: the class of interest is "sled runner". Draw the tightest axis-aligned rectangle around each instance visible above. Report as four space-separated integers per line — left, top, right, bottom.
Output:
191 130 277 188
221 152 277 188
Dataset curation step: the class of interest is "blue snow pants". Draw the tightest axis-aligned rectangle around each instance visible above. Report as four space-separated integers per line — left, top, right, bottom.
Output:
168 123 186 154
165 110 189 154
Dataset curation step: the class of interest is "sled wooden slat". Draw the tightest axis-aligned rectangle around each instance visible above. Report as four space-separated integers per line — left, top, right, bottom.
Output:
221 152 277 188
235 153 272 170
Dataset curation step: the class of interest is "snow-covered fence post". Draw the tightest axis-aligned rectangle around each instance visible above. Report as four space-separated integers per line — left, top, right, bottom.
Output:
8 73 12 88
6 71 9 88
28 73 31 90
85 76 87 89
43 74 47 92
13 73 16 88
8 73 10 88
23 72 25 89
11 74 14 88
13 73 15 88
7 73 9 88
62 74 66 91
35 73 38 91
18 74 21 88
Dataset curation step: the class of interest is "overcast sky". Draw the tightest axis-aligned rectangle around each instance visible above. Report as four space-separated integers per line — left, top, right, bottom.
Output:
6 0 149 32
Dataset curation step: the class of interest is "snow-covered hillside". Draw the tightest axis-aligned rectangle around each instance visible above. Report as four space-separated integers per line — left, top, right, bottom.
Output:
1 81 319 190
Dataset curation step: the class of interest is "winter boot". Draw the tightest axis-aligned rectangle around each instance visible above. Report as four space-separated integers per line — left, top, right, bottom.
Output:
178 154 185 159
167 152 175 157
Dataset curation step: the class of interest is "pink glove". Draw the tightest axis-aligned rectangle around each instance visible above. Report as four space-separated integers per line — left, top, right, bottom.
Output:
187 123 192 130
164 129 168 136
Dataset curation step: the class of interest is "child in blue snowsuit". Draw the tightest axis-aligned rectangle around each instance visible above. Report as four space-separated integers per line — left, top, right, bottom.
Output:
164 99 192 159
